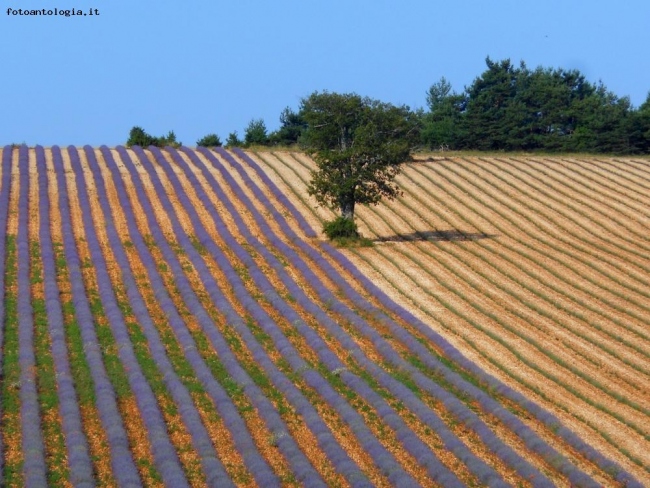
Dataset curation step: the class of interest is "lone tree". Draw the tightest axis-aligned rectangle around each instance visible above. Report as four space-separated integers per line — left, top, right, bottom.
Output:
300 91 418 224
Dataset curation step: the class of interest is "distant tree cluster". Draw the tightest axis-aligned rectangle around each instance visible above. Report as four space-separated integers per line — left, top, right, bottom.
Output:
128 57 650 156
420 57 650 153
213 57 649 154
123 59 649 243
233 109 306 148
126 126 181 148
205 107 306 149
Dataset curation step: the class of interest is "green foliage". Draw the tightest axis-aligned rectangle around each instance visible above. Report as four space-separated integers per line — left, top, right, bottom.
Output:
160 130 181 148
426 76 453 112
268 107 306 146
462 58 524 150
225 131 243 148
421 57 649 153
631 92 650 152
322 216 360 240
244 118 269 146
2 236 21 485
126 126 181 148
301 91 418 220
196 133 222 147
421 77 466 150
126 126 157 147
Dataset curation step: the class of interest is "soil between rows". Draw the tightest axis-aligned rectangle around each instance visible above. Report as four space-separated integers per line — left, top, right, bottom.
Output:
257 150 650 486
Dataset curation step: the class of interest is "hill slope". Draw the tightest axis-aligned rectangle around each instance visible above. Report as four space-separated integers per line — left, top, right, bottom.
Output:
251 149 650 486
0 145 646 487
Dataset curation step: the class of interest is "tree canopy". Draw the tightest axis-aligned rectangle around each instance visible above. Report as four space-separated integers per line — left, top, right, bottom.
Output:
300 91 418 221
214 57 648 155
420 57 650 153
126 126 181 148
225 131 243 148
244 118 269 146
196 133 222 147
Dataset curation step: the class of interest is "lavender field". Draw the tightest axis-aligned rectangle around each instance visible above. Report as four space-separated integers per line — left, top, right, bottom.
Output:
0 145 644 487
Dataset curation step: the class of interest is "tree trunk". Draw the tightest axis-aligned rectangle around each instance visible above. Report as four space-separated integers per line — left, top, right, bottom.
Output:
339 194 355 220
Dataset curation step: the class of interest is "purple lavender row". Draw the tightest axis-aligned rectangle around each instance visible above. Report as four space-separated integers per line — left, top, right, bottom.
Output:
144 145 419 487
103 146 281 487
125 144 330 487
149 145 423 486
222 148 594 486
321 221 644 486
133 143 410 486
82 146 235 487
65 146 188 487
35 146 95 487
190 148 520 487
16 146 48 486
232 148 644 488
167 144 427 486
121 144 371 487
109 143 372 487
177 147 476 487
227 148 601 486
0 146 14 486
51 146 142 487
52 146 140 485
111 144 281 486
198 147 524 485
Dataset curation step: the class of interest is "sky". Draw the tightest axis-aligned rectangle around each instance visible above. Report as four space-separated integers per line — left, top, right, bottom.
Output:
1 0 649 146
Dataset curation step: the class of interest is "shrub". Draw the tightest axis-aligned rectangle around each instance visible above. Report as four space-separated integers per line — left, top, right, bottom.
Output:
323 217 359 240
322 217 372 247
244 119 269 146
225 131 243 148
196 133 222 147
126 127 181 148
126 126 158 147
159 130 181 148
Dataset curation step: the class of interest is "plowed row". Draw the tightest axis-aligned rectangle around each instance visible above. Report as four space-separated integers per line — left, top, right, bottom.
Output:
251 150 650 486
0 145 645 487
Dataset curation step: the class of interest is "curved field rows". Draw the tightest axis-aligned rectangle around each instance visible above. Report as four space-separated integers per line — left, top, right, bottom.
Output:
252 150 650 486
0 145 646 487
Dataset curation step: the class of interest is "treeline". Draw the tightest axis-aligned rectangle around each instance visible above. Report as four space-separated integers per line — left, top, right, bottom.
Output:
128 57 650 154
421 57 650 153
126 127 183 148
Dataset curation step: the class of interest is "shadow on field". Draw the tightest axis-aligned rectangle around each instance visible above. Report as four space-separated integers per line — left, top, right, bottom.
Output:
375 230 497 243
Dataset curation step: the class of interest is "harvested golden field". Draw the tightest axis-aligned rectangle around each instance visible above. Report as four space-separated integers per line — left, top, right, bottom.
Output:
0 145 647 487
251 150 650 486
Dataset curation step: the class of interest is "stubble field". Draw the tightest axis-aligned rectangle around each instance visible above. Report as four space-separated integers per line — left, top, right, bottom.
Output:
252 150 650 487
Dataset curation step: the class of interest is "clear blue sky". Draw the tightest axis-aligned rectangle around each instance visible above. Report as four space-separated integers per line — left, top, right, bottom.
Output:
2 0 648 146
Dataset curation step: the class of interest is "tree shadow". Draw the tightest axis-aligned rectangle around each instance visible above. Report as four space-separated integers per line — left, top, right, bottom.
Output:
375 230 497 243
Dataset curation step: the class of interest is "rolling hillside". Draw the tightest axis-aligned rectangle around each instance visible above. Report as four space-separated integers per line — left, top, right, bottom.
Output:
0 145 647 487
251 150 650 486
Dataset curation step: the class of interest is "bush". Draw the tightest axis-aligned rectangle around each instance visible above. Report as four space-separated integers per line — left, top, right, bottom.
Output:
244 118 269 146
322 217 360 240
126 126 158 147
225 131 243 148
160 130 181 148
322 217 373 247
126 126 181 148
196 133 222 147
